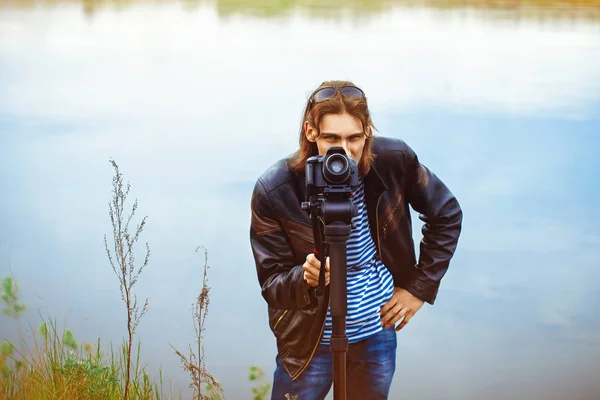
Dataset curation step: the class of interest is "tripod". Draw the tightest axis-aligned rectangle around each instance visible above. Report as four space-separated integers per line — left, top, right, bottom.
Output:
303 192 357 400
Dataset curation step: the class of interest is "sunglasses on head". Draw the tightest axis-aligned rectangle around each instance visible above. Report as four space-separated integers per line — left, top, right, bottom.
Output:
309 85 366 105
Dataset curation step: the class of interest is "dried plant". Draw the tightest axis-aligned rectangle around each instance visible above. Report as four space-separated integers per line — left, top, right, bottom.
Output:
171 246 224 400
104 159 150 400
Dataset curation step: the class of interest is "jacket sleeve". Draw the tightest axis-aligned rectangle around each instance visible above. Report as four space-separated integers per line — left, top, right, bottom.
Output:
250 177 316 311
403 143 463 304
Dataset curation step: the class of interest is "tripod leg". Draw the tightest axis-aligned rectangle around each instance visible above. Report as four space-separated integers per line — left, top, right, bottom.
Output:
331 315 347 400
325 222 352 400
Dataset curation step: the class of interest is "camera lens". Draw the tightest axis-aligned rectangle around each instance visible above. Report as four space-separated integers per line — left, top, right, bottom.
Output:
323 153 350 184
330 159 345 173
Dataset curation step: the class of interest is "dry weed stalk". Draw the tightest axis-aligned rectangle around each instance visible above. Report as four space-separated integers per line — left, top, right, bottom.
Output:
104 159 150 400
171 246 224 400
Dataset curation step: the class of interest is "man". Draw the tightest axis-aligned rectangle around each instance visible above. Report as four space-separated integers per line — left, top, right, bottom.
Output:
250 81 462 399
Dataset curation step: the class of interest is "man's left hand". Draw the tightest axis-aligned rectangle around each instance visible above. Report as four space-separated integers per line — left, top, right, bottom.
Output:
380 287 424 331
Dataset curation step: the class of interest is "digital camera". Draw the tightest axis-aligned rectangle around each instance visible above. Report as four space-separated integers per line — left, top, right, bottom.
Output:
304 146 359 197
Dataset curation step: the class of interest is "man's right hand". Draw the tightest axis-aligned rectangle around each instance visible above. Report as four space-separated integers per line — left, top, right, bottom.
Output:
302 253 330 287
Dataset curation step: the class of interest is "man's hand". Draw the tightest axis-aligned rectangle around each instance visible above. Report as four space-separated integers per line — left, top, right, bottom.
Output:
380 287 424 331
302 254 330 287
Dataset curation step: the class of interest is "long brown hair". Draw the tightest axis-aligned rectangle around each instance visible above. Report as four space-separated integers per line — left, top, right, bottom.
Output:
287 80 377 176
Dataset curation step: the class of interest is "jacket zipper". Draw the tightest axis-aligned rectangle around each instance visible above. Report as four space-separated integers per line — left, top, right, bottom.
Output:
284 225 324 379
292 294 330 381
376 193 384 257
382 197 403 240
273 310 289 331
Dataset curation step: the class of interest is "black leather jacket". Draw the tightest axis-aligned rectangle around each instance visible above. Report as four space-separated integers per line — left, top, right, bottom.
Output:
250 136 462 380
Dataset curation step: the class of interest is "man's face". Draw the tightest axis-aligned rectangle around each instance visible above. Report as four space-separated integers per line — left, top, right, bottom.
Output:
304 113 367 163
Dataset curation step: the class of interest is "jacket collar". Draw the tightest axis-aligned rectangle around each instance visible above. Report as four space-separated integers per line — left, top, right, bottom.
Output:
363 163 388 196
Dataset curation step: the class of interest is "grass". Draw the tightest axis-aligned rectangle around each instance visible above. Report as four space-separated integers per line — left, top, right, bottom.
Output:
0 159 271 400
0 313 163 400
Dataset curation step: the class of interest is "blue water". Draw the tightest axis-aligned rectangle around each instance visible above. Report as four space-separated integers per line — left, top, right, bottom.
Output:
1 3 599 399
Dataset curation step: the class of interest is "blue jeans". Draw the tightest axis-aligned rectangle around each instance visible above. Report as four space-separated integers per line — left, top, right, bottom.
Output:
271 327 397 400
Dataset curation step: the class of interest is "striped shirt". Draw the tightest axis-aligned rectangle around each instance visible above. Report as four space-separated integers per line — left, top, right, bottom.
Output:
320 180 395 345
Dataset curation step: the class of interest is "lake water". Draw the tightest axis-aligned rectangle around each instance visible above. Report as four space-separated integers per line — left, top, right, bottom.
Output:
1 1 599 399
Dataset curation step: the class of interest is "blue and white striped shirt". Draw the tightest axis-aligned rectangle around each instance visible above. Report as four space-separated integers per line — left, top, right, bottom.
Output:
320 180 395 345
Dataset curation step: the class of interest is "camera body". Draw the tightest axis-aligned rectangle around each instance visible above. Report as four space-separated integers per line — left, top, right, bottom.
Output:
304 146 359 198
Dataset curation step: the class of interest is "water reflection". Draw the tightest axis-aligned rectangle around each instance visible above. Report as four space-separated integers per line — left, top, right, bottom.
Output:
0 1 599 399
1 0 600 22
